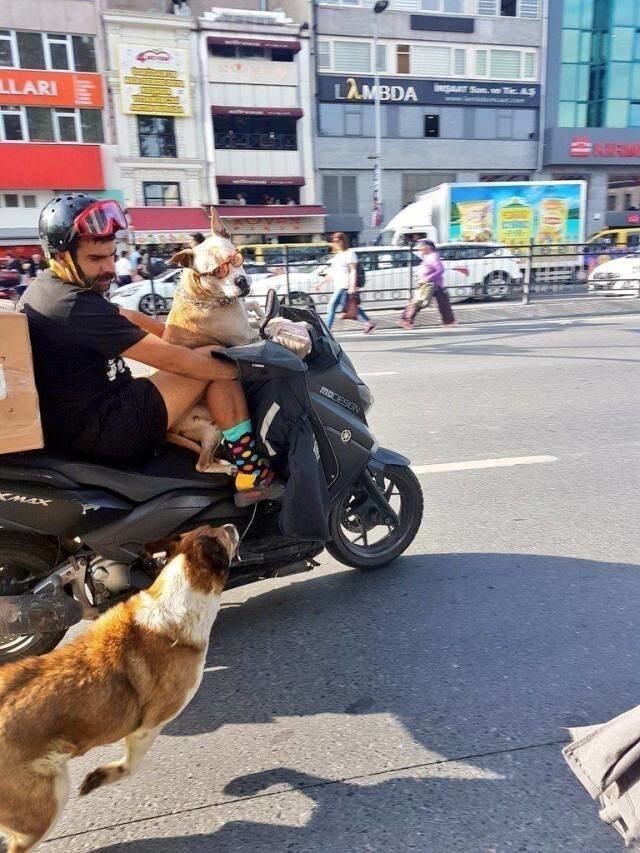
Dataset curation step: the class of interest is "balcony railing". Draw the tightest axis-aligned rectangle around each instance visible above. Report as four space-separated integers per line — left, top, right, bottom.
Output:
214 131 298 151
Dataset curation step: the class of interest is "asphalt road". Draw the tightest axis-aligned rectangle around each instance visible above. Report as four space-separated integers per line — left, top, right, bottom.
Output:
43 314 640 852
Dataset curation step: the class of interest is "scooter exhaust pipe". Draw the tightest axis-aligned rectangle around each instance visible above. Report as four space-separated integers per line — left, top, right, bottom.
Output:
0 593 83 640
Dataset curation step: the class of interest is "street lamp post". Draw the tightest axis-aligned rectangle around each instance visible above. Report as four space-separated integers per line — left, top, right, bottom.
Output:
372 0 389 228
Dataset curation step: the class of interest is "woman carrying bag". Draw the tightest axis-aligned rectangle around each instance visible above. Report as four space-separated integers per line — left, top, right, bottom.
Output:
319 232 375 334
400 239 456 329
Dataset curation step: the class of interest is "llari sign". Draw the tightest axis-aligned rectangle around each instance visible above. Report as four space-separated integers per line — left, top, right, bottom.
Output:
334 77 418 103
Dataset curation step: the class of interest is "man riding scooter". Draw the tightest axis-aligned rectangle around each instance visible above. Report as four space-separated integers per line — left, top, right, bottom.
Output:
20 194 280 505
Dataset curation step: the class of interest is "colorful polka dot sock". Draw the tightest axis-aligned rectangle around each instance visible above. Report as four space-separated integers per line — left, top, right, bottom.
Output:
222 419 271 491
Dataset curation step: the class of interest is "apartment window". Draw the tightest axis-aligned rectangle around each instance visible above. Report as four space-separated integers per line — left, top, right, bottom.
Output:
478 0 539 16
420 0 466 11
624 192 633 209
607 195 617 212
54 110 79 142
345 107 363 136
80 109 103 143
496 110 513 138
0 106 25 141
22 195 37 208
46 33 72 70
26 106 54 141
271 48 294 62
16 31 45 70
475 49 487 76
397 44 410 74
138 116 177 157
376 43 387 73
318 40 331 69
322 174 357 214
143 182 181 207
71 35 97 73
424 114 439 137
333 40 371 73
0 30 15 67
453 48 466 75
3 194 19 207
489 50 522 78
412 45 451 76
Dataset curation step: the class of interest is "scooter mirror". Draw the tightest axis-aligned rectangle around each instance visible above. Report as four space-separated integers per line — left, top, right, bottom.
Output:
260 288 281 339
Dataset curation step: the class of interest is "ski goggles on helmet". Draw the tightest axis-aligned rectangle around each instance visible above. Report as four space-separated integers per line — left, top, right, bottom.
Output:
71 200 128 240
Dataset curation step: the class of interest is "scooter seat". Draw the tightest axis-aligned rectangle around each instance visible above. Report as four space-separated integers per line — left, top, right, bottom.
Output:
0 444 232 503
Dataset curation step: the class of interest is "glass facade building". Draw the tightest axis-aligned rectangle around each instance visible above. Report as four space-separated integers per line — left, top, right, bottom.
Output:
558 0 640 128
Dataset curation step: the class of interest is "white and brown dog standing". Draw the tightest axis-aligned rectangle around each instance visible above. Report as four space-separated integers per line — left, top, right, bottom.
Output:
0 523 238 853
163 209 258 473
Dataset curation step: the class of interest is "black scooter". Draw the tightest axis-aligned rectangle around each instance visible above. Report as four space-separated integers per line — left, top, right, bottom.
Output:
0 293 423 663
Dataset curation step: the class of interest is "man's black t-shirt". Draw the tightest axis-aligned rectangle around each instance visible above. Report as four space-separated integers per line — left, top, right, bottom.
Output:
20 271 147 446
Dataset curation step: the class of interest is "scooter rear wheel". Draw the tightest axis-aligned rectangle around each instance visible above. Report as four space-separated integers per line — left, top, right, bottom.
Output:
0 532 67 664
326 464 423 569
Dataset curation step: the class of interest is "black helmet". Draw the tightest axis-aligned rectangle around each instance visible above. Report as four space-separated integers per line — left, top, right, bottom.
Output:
39 193 98 257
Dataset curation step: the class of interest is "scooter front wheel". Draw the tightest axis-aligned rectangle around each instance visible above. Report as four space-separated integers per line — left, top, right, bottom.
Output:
326 464 423 569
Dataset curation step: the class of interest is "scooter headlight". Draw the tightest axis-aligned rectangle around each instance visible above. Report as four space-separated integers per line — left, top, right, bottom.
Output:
357 382 374 413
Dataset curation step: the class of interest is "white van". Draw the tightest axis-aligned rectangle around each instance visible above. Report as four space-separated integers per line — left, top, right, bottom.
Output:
378 201 438 246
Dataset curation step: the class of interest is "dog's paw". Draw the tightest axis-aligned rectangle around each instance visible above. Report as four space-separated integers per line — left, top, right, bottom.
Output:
196 456 235 475
79 765 124 795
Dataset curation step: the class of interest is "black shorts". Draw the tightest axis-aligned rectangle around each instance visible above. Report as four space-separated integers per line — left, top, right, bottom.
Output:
72 379 168 463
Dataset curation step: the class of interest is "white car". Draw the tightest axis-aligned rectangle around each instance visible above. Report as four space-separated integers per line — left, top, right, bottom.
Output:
109 269 180 315
588 253 640 295
250 243 523 307
110 266 273 316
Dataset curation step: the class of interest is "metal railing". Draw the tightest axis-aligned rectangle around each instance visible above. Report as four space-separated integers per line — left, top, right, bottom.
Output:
255 242 640 314
214 131 297 150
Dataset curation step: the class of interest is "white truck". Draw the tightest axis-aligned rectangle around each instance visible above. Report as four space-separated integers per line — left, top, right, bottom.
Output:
379 180 587 250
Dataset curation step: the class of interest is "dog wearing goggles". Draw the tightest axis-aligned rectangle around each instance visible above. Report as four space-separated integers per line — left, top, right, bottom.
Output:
162 209 258 474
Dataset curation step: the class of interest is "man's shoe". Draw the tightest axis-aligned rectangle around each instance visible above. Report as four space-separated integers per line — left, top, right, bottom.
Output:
234 468 285 507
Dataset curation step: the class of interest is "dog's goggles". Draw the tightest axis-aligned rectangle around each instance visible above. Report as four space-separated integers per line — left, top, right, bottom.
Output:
211 251 244 279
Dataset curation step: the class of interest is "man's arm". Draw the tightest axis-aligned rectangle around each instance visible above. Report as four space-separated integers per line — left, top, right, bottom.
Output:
123 334 239 381
118 306 165 337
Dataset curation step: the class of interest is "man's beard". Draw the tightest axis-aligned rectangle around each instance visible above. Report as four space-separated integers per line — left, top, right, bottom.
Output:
80 269 113 294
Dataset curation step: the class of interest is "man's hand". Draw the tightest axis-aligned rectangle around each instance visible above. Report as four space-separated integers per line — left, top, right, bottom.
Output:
123 335 239 381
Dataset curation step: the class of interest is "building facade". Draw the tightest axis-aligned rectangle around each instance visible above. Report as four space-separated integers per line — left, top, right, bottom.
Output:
199 5 324 243
309 0 543 243
0 0 111 254
103 5 209 246
542 0 640 233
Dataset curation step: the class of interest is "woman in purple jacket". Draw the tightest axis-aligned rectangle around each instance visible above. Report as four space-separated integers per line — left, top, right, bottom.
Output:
400 239 456 329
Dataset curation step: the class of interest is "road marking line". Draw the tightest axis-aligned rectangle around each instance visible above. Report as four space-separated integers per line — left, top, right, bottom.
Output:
359 371 397 377
412 455 557 474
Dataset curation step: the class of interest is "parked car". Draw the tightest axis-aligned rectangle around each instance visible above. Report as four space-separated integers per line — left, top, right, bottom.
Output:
250 243 522 307
588 252 640 295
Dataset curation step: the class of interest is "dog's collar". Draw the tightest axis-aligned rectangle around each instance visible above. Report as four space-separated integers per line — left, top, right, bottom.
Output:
174 284 239 309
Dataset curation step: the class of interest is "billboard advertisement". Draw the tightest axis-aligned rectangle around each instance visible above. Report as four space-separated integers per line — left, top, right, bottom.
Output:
120 45 190 117
449 182 585 246
0 69 103 109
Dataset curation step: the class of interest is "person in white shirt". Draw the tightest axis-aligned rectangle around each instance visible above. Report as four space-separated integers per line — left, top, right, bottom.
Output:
319 232 375 333
115 251 133 287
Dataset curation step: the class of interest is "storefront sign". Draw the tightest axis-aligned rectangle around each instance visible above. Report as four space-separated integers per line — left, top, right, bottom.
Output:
570 135 640 159
0 68 103 109
120 45 190 116
544 129 640 166
0 143 104 190
318 74 540 108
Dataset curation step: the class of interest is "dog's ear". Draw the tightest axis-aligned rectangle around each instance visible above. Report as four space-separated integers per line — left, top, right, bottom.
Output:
169 248 195 268
210 206 230 239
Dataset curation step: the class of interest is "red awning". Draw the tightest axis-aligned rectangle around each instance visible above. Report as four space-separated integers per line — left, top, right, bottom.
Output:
0 143 104 190
211 105 303 118
128 205 325 232
208 35 301 52
216 175 305 186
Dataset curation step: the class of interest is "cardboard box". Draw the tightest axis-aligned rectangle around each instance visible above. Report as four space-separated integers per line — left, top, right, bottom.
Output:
0 312 44 454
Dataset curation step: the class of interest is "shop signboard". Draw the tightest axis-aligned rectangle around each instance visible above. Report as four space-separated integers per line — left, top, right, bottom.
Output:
318 74 540 108
120 45 190 116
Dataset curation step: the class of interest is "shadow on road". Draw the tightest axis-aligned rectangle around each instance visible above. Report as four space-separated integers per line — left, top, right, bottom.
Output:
88 551 640 852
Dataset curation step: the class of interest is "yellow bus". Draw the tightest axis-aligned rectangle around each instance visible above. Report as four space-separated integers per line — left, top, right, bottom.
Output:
238 242 331 268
